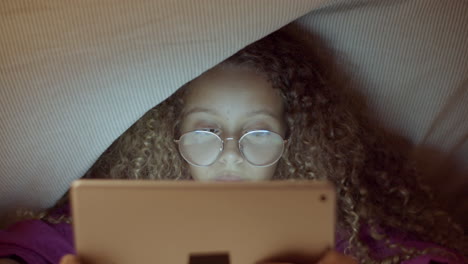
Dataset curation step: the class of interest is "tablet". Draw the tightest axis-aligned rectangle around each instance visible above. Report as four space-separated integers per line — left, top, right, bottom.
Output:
71 180 336 264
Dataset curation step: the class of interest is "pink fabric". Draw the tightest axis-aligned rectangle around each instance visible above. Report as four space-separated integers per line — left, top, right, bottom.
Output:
0 204 465 263
0 204 74 264
335 224 466 263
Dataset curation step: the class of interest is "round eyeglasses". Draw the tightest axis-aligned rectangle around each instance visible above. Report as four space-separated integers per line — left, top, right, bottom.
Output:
174 130 287 167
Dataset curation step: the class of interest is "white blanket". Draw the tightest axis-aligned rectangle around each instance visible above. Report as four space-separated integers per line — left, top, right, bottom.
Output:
1 0 467 228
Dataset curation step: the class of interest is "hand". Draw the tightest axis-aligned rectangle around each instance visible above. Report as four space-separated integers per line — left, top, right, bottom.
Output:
60 254 81 264
264 250 358 264
315 251 358 264
59 250 358 264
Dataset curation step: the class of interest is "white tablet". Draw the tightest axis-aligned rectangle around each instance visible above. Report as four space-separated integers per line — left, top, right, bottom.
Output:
71 180 336 264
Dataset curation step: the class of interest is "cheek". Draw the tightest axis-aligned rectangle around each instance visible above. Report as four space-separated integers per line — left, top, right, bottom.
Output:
249 164 278 180
188 165 209 181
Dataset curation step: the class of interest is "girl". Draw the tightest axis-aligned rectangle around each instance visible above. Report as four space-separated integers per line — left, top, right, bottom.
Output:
0 27 466 264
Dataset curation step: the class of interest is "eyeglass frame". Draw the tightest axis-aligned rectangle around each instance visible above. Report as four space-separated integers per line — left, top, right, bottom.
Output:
174 129 288 167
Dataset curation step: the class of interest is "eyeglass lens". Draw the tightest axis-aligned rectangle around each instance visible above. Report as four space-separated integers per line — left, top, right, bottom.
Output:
178 130 284 166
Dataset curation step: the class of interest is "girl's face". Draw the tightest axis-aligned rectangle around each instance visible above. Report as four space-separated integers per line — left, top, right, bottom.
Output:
179 66 287 181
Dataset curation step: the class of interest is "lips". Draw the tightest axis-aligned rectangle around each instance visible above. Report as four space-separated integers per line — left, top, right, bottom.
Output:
213 171 245 181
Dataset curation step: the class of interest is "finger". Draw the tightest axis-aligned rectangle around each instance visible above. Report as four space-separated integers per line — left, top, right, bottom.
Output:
317 251 358 264
60 254 80 264
262 263 295 264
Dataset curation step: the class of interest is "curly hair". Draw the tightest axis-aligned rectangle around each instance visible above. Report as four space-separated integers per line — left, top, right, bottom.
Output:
43 27 466 262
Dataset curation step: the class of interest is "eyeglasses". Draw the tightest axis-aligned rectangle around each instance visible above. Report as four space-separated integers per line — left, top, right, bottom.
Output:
174 130 287 167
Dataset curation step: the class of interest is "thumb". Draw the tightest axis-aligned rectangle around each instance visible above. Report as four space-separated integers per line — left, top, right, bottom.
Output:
262 263 295 264
60 254 81 264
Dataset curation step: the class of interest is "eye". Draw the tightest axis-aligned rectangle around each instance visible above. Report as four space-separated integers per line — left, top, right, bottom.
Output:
255 131 270 136
250 131 272 141
198 128 221 135
243 128 271 135
242 120 276 135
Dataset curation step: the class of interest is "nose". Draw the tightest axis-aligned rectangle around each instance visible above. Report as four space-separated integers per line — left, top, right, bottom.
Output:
218 138 243 165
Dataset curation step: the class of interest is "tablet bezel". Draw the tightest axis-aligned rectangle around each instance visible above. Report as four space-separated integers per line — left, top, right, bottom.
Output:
71 180 336 264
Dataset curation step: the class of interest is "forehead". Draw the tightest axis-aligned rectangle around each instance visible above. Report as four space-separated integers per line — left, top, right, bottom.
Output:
183 67 284 116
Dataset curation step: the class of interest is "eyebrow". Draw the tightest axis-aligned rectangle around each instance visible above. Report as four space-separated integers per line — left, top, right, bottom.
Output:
181 107 217 119
248 109 282 120
182 107 281 120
